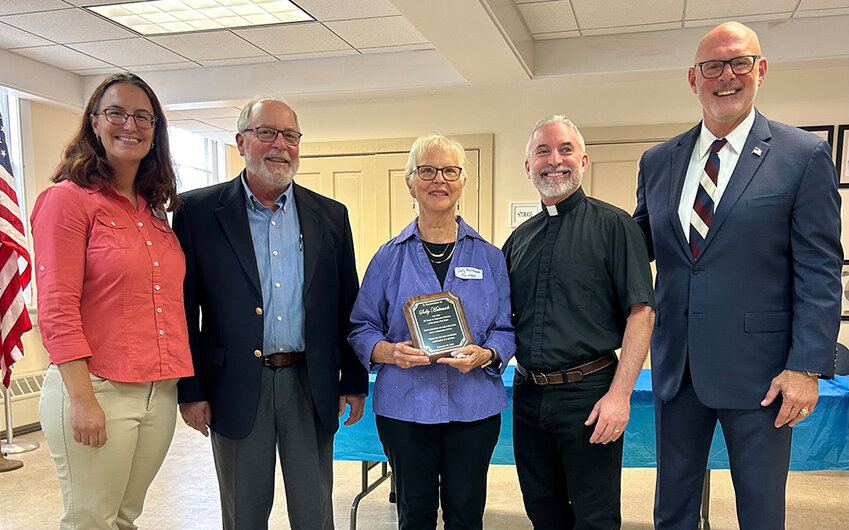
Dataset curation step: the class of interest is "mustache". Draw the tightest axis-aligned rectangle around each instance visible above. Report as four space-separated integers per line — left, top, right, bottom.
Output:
264 150 291 162
538 166 572 178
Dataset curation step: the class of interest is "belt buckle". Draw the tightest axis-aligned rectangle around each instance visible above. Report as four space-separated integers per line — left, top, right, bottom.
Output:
534 372 550 385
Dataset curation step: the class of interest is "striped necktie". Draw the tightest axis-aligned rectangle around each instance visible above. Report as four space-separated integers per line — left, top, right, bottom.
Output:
689 138 727 258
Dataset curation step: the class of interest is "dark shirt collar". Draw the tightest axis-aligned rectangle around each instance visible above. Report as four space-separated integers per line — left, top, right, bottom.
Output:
543 187 586 217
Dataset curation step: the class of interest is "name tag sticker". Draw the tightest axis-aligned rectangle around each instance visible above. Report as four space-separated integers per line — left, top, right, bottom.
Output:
455 267 483 280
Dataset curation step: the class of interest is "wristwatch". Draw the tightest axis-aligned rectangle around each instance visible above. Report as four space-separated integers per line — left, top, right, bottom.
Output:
480 347 497 369
805 371 821 378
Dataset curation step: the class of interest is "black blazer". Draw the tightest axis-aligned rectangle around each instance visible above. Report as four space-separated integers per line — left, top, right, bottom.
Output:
173 173 367 439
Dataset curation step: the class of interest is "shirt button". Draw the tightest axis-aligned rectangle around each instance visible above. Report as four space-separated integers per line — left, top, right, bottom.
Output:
272 251 279 256
157 307 162 313
147 241 152 246
441 384 446 389
275 282 281 288
271 221 276 226
255 307 263 315
39 265 45 271
254 350 262 357
276 316 282 321
110 221 116 226
159 330 164 335
138 222 144 227
153 261 159 267
154 285 161 291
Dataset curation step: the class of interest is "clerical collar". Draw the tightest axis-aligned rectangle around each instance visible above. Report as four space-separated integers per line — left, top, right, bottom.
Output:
543 188 586 217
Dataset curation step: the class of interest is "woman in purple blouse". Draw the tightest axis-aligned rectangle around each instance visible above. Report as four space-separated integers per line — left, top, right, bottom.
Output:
348 134 516 529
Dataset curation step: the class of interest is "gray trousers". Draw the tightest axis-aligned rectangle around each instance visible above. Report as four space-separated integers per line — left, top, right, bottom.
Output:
211 363 334 530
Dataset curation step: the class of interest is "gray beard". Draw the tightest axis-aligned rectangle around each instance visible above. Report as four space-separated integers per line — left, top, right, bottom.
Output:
245 151 298 189
533 166 582 199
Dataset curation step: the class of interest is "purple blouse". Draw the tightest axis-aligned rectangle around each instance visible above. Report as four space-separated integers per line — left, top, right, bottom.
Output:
348 217 516 424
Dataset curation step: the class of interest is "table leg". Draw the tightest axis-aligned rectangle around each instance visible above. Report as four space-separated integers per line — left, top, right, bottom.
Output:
699 470 711 530
350 461 393 530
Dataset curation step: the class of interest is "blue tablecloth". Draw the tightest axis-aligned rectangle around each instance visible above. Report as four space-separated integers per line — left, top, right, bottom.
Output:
335 367 848 471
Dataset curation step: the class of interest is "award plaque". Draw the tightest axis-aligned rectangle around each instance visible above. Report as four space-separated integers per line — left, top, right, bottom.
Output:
403 291 474 361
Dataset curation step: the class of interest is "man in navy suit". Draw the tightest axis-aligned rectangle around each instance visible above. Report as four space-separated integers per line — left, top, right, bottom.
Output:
173 97 367 529
634 22 841 529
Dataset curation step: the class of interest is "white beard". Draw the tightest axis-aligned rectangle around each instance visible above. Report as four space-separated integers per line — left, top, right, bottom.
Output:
532 165 582 199
244 149 298 189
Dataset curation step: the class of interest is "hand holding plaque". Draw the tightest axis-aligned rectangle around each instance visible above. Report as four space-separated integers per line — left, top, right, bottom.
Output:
403 291 474 361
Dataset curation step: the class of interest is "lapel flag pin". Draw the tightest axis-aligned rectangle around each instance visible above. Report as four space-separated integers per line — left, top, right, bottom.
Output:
752 147 762 157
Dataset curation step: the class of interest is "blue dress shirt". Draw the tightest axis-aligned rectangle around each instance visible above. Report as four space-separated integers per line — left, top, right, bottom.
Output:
348 216 516 424
242 176 305 354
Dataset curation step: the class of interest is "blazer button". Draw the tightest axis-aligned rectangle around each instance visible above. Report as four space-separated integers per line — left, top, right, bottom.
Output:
253 350 262 357
255 307 263 315
683 308 689 317
691 266 701 275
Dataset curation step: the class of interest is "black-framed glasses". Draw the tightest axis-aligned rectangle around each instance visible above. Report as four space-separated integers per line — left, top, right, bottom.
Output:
696 55 760 79
97 108 156 129
415 165 463 181
242 127 303 146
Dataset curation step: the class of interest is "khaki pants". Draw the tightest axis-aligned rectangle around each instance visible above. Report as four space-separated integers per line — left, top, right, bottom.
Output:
39 365 178 530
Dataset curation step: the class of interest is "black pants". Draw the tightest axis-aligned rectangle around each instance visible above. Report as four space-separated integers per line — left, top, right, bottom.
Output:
376 414 501 530
513 366 622 530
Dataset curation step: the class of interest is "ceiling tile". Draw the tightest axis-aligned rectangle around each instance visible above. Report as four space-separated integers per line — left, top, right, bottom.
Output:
517 1 578 35
534 30 581 40
73 67 130 76
66 0 149 5
149 30 267 61
0 1 70 16
273 49 359 61
170 119 222 133
166 107 242 121
69 37 188 67
797 0 849 9
794 7 849 17
0 21 53 48
325 16 428 49
193 116 240 129
686 0 797 19
197 55 277 67
0 8 135 43
13 44 112 70
122 61 198 72
294 0 400 21
235 22 352 55
572 0 682 29
683 13 793 29
582 22 682 36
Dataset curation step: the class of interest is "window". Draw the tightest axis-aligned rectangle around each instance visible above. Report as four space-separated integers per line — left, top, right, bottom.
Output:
169 126 226 192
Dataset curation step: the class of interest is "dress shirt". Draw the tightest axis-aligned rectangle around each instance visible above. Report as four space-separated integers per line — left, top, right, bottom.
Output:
348 216 516 424
31 180 193 382
678 107 756 238
242 175 305 354
503 188 655 372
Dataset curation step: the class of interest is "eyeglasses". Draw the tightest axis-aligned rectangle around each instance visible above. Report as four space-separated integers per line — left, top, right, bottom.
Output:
695 55 760 79
98 108 156 129
242 127 303 146
415 165 463 181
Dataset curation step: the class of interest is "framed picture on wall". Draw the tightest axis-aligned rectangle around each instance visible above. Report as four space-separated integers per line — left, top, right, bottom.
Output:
842 261 849 321
801 125 835 154
837 125 849 188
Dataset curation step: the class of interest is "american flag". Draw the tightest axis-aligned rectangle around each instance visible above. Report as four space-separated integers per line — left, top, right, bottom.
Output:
0 111 32 388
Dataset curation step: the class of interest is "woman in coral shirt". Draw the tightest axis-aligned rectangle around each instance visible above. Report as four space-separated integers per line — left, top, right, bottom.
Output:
32 73 193 529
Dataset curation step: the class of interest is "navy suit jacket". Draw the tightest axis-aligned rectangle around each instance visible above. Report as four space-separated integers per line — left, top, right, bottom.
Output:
173 174 368 439
634 110 841 408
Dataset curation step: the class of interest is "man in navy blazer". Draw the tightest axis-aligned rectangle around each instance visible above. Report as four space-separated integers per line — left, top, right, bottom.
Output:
634 22 841 529
173 97 367 529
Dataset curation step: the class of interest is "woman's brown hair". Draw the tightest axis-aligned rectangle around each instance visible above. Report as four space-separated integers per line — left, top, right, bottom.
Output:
52 72 180 210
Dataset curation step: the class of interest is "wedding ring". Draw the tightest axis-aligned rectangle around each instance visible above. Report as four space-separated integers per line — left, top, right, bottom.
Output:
613 428 620 433
799 408 810 416
406 361 411 367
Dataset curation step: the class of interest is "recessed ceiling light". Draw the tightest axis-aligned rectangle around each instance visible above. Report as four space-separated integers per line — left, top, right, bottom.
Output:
88 0 313 35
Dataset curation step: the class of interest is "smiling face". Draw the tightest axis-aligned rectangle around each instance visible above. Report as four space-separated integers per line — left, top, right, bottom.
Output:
89 83 155 173
526 122 589 205
409 146 465 217
236 100 300 192
688 22 767 137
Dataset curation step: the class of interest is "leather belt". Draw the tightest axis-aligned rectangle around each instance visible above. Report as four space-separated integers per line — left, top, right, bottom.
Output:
262 351 306 368
517 352 617 385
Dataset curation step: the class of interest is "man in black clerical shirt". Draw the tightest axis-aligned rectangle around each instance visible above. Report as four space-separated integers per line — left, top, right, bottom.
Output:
503 115 655 529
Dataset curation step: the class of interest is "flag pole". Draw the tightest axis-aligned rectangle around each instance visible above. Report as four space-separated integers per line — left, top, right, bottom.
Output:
1 385 38 454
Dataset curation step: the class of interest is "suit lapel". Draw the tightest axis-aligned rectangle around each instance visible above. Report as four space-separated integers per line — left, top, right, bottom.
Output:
667 124 700 261
699 111 771 256
214 173 262 295
294 183 323 295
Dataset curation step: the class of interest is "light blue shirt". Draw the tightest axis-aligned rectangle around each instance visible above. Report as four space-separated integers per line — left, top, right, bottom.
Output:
241 175 305 353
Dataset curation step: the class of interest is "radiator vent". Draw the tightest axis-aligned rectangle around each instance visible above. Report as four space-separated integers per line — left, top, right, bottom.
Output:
0 372 45 404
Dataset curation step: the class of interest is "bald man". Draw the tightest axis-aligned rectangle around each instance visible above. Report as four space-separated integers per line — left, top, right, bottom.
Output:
633 22 841 528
